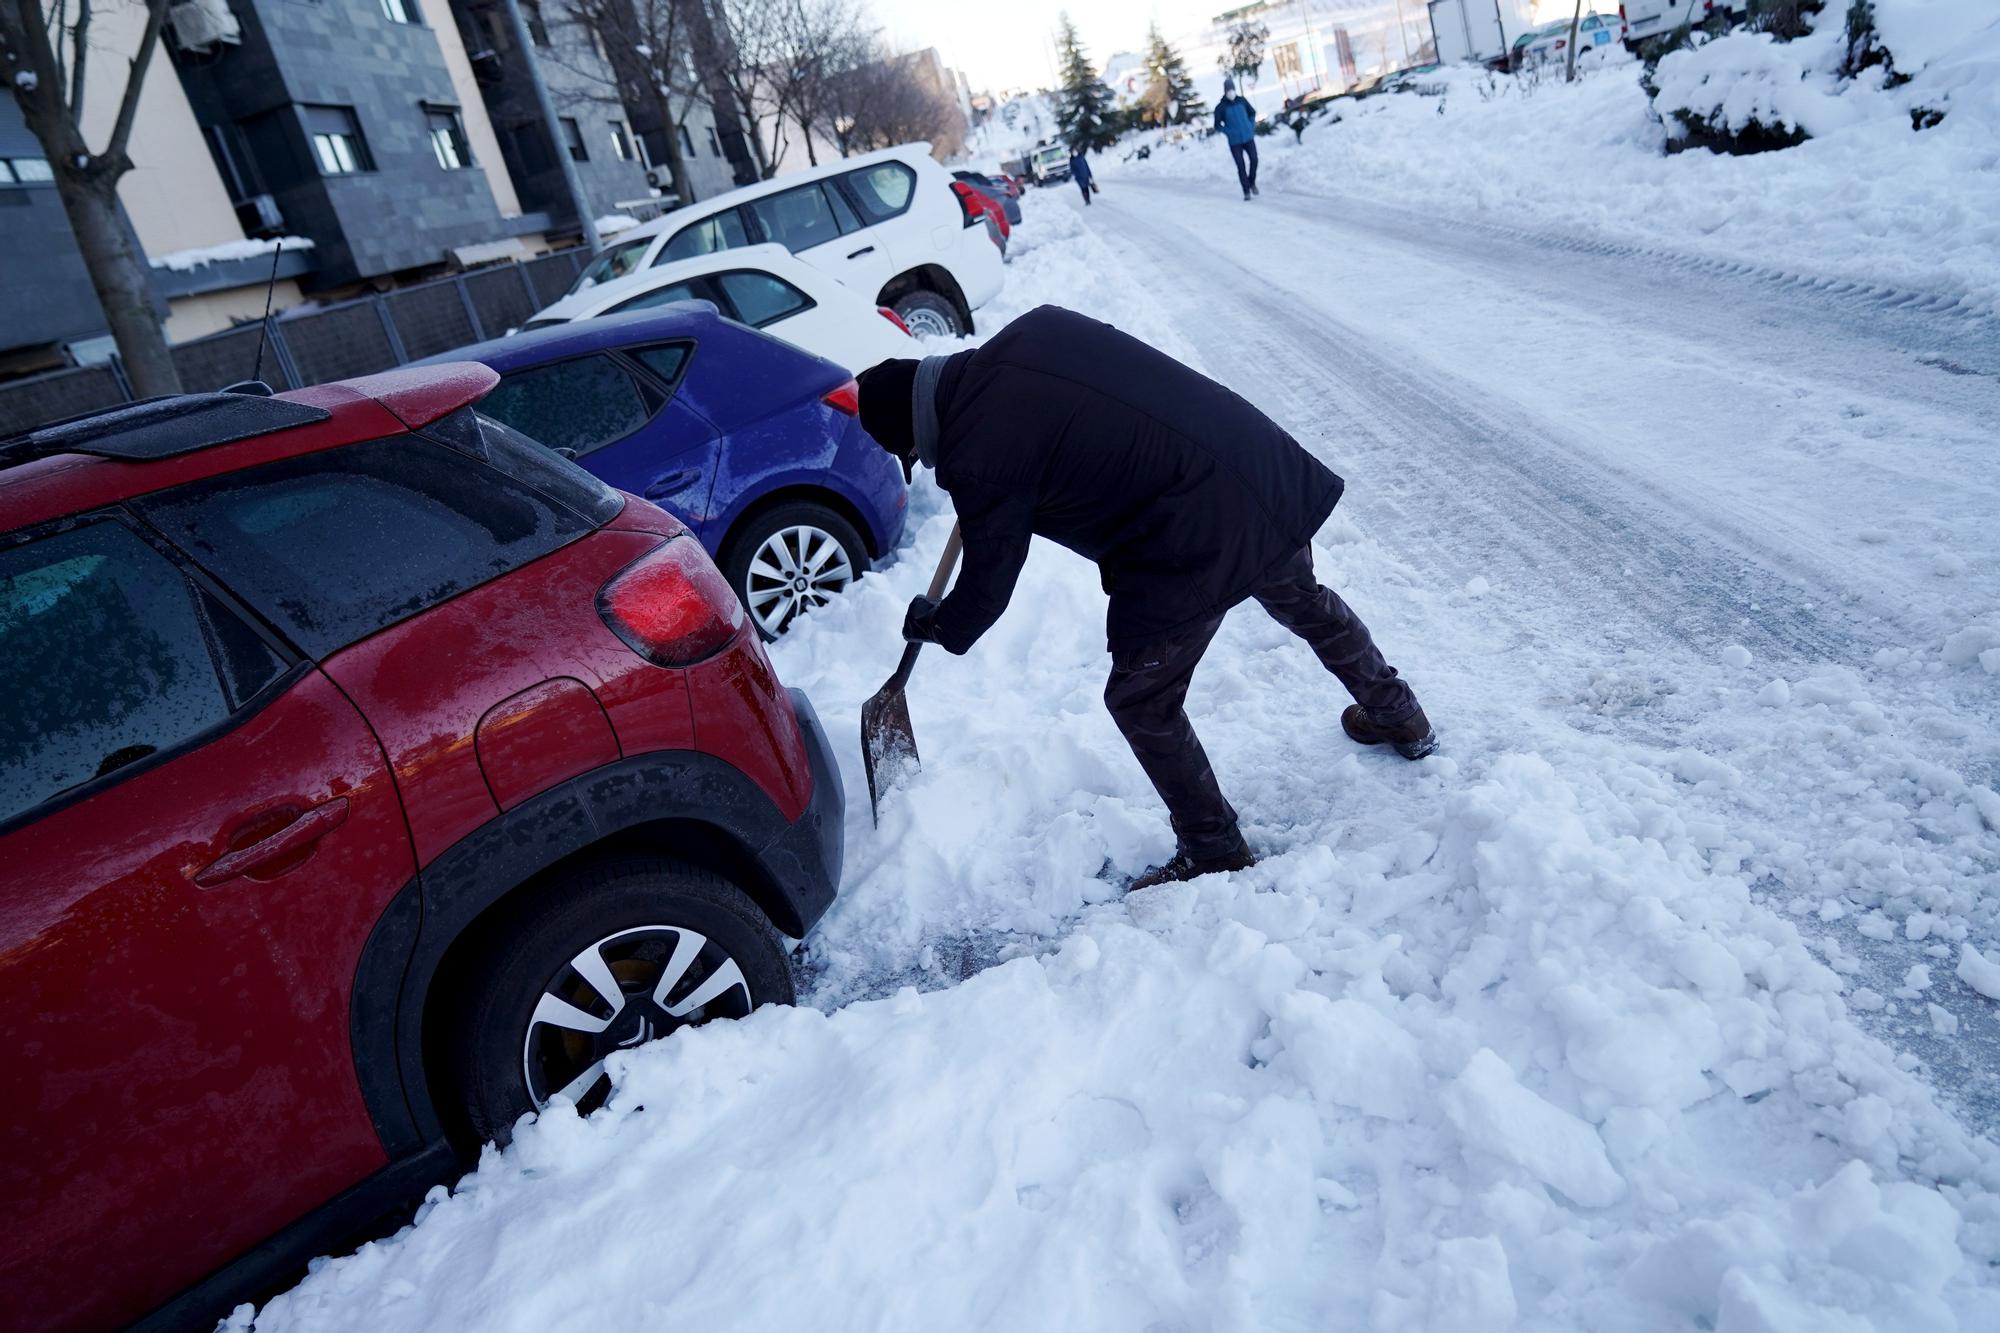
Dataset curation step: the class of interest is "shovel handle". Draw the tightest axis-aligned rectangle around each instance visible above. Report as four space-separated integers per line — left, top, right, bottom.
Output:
926 524 963 601
888 524 963 690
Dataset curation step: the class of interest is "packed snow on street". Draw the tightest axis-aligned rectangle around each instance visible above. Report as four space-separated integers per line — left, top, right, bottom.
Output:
240 13 1999 1332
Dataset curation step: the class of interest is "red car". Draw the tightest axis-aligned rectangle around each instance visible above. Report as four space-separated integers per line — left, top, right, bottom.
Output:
0 365 842 1331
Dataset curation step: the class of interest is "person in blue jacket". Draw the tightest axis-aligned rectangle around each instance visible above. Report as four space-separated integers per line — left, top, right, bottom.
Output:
1068 147 1094 206
1213 77 1259 200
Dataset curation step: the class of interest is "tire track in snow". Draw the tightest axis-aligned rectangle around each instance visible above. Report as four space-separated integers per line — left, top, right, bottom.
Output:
1091 188 1872 671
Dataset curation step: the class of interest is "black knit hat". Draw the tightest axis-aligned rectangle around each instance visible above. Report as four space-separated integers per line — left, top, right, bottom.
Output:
857 358 919 473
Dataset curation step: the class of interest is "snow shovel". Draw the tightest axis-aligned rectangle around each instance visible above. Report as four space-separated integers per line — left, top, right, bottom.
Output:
861 523 962 823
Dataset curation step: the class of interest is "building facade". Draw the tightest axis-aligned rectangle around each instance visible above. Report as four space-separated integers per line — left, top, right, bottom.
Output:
1 0 748 376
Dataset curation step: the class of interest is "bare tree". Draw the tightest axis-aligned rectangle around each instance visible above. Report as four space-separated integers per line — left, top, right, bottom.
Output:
1 0 179 394
555 0 698 205
818 44 957 156
714 0 863 175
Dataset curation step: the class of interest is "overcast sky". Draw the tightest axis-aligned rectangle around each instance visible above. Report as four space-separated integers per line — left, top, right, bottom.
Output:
866 1 1229 91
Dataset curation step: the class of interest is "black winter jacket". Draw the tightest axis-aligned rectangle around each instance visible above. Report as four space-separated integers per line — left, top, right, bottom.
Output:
928 305 1343 653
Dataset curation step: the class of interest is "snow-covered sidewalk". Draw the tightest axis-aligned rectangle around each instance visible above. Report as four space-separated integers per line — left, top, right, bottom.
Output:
238 192 1999 1330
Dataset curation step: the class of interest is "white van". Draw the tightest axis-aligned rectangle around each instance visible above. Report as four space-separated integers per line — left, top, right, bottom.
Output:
1621 0 1737 50
568 143 1004 338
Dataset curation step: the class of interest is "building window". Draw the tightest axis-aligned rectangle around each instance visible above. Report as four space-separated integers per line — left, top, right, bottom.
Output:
523 0 551 46
678 125 694 155
609 120 634 161
560 117 588 162
0 157 55 184
427 108 471 169
304 105 372 175
706 126 721 157
379 0 416 24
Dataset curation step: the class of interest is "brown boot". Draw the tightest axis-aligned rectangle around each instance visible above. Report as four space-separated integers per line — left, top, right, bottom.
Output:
1341 705 1438 760
1127 838 1257 892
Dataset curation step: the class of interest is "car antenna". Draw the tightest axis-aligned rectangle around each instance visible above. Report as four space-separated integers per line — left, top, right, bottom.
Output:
227 241 286 397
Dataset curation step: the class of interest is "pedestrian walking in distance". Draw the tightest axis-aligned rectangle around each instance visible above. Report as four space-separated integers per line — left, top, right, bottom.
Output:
855 306 1436 891
1214 77 1259 200
1069 147 1094 206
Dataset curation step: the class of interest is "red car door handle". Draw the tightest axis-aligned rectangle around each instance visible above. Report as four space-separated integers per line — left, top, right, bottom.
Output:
195 798 350 887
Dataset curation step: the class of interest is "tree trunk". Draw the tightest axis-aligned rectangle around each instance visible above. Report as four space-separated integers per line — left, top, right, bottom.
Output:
57 169 180 396
650 85 697 207
796 109 817 167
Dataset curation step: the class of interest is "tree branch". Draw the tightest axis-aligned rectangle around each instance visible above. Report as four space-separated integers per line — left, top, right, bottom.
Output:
102 0 165 165
66 0 87 123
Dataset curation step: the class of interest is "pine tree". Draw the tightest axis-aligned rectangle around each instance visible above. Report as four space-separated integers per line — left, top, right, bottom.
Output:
1053 12 1118 152
1145 25 1206 126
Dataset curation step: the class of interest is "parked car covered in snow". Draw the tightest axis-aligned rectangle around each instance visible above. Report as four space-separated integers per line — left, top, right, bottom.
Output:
524 243 917 373
566 142 1003 338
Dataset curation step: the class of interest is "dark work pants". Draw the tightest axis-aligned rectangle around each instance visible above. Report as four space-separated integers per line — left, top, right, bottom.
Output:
1103 547 1416 861
1075 176 1092 206
1228 141 1259 194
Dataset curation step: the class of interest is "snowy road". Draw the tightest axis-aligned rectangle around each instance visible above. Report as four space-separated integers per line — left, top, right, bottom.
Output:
1090 175 2000 1126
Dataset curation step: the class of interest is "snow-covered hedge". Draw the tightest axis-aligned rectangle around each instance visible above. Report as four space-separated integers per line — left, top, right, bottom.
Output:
1652 0 1999 153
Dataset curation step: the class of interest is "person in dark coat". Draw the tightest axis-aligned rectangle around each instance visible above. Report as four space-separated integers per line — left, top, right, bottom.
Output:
1068 148 1094 206
855 306 1435 890
1213 77 1259 200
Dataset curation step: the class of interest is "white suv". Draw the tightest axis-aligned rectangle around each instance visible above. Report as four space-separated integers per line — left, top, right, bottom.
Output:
569 143 1004 338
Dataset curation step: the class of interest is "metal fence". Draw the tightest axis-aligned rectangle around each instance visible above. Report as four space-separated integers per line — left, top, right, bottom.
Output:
0 247 590 437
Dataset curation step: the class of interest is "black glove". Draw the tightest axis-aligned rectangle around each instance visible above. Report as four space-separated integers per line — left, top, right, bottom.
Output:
902 596 940 644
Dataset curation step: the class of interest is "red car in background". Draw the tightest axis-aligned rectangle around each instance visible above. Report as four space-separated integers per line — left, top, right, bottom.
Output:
0 365 843 1331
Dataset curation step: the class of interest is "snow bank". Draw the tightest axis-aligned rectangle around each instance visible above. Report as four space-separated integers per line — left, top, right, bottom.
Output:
1651 0 2000 149
149 236 313 272
594 213 642 235
1098 7 2000 312
235 190 2000 1332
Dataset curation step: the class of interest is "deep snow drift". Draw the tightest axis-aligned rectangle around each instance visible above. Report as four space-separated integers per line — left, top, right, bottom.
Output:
1102 2 2000 314
228 190 2000 1330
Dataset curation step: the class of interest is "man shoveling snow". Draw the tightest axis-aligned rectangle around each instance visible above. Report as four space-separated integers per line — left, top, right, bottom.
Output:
855 305 1435 890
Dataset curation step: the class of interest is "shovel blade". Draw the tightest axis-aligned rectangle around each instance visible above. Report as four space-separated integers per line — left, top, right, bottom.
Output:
860 684 920 823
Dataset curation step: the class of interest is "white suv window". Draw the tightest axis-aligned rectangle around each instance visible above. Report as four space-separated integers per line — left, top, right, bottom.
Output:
844 163 916 223
574 236 652 290
658 209 749 264
746 185 847 253
715 270 813 328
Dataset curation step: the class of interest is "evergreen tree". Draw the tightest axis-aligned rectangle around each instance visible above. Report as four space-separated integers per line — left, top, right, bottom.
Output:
1144 25 1206 127
1053 12 1119 152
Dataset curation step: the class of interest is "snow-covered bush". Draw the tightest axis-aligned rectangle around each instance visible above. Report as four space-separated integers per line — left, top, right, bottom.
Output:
1651 0 1998 152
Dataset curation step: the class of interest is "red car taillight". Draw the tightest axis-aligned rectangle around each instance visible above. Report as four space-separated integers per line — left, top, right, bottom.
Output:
878 306 913 336
949 180 984 228
598 538 744 667
822 379 860 414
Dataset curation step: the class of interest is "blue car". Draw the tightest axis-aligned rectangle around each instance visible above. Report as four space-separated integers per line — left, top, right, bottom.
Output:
422 305 907 637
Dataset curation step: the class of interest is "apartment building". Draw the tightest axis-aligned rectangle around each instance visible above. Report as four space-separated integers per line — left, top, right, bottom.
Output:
1 0 738 376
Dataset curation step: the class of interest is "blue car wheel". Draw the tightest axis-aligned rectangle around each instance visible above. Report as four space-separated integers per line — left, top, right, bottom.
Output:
721 501 868 640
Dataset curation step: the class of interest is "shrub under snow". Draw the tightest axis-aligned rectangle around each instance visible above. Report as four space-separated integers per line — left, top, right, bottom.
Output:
1652 0 1999 152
